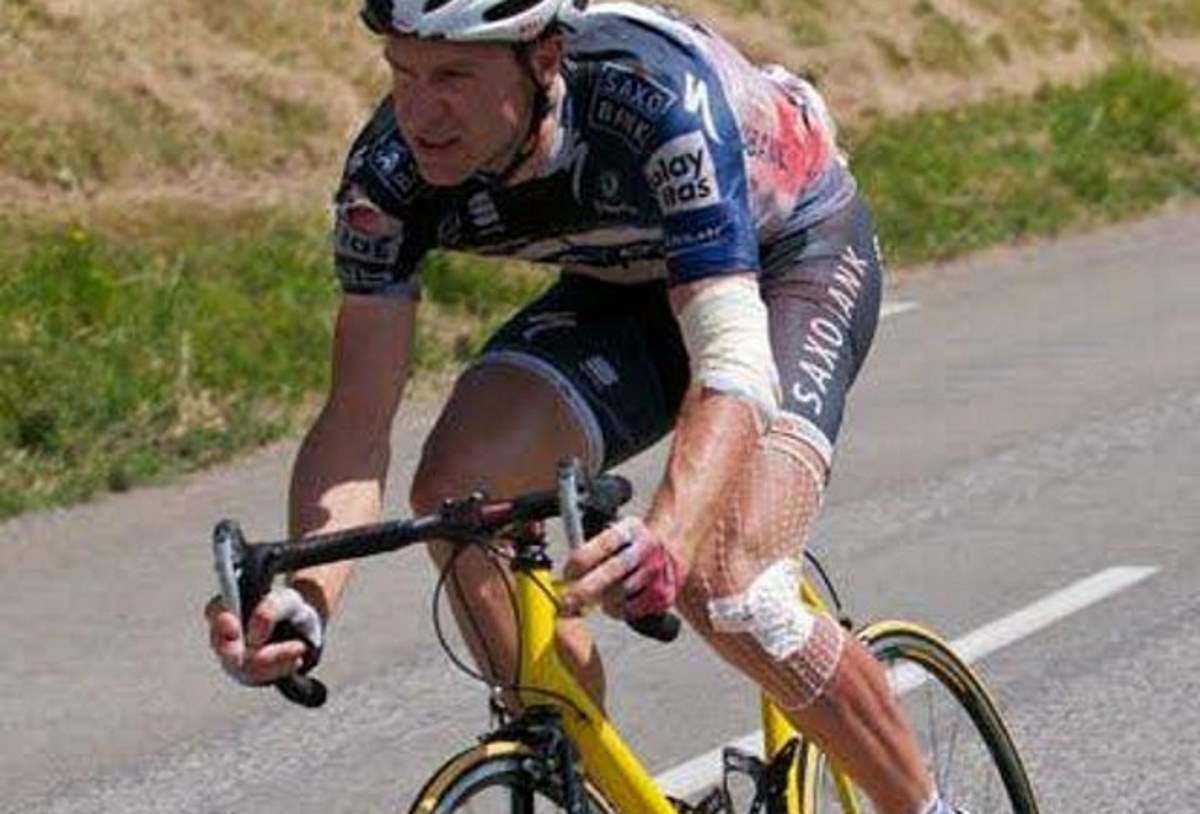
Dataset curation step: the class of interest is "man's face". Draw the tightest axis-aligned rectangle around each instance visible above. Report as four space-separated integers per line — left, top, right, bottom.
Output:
385 36 530 186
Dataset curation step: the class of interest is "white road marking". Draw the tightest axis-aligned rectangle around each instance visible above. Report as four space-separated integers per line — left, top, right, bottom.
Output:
655 565 1159 798
882 300 920 318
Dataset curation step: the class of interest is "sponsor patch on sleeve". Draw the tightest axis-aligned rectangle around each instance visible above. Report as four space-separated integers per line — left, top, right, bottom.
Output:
335 198 405 267
588 64 678 152
663 214 732 254
644 130 722 215
367 137 423 204
332 186 410 296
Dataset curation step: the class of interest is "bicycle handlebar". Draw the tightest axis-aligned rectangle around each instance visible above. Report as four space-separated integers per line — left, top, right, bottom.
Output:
211 470 678 708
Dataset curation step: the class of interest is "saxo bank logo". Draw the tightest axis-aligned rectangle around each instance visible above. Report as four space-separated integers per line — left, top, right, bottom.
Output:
644 130 721 215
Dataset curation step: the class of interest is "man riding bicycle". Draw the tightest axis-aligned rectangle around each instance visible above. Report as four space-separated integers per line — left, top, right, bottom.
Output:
205 2 959 812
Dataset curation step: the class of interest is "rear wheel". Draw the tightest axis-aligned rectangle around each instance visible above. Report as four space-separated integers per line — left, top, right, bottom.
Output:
409 741 617 814
796 621 1038 814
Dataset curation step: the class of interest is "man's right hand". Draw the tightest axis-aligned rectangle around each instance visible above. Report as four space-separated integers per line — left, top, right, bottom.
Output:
204 587 322 686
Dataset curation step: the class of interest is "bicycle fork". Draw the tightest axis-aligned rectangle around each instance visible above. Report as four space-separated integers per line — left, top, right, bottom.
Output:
486 708 591 814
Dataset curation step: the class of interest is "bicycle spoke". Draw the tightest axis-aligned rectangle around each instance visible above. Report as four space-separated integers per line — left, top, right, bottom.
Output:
801 625 1038 814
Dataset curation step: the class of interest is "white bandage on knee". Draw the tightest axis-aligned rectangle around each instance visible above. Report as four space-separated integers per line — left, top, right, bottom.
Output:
706 559 845 709
677 277 781 426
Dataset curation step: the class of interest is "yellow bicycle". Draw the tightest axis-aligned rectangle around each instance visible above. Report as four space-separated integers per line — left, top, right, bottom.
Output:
212 463 1039 813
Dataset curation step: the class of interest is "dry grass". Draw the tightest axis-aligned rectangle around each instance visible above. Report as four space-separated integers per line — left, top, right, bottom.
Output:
2 0 1198 222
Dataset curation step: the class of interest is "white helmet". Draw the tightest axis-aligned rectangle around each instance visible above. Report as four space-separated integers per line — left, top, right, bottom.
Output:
361 0 584 42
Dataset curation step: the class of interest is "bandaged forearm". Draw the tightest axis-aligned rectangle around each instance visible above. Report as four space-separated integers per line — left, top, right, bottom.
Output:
677 277 781 427
645 389 761 568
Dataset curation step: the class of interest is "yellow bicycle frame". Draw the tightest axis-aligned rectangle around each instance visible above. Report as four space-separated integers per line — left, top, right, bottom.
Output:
508 562 840 814
516 567 678 813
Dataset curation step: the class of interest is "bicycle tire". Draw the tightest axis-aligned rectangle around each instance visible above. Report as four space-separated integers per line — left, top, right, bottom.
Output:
409 740 618 814
794 621 1038 814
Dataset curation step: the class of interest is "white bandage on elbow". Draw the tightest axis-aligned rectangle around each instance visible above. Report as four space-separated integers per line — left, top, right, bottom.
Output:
677 277 781 426
707 559 845 709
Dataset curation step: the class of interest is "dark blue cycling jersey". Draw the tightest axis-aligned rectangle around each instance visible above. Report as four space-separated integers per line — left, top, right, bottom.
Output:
332 2 857 299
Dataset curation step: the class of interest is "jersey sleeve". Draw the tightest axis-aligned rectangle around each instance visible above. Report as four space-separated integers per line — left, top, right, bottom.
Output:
331 101 431 300
640 70 760 284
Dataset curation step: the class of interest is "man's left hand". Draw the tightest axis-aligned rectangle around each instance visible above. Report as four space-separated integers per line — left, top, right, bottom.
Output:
561 517 684 621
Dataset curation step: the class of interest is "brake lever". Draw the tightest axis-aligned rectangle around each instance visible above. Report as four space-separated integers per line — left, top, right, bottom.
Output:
556 460 680 644
211 520 328 708
558 459 586 551
213 520 245 622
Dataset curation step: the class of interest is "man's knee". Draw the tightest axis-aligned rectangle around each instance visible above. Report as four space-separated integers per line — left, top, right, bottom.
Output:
704 560 846 709
410 445 483 515
411 364 591 516
676 413 843 709
409 373 524 513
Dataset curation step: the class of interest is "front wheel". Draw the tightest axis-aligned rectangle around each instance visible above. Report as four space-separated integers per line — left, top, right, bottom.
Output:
408 741 617 814
795 621 1039 814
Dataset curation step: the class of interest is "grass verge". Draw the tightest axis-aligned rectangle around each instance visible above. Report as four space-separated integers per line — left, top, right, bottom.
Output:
852 60 1200 266
2 59 1198 519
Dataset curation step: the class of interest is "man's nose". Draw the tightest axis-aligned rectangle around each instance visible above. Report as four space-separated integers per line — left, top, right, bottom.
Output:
398 83 448 130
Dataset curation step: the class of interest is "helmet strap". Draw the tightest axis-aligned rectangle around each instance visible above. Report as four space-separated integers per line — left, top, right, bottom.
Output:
487 40 554 186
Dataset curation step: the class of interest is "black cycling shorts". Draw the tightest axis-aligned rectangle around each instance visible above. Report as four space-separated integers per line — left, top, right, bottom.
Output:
473 194 883 473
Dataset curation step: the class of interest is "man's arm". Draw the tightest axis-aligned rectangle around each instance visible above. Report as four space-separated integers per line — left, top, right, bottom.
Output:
285 293 417 621
207 293 416 684
563 273 774 616
642 383 759 568
644 274 769 566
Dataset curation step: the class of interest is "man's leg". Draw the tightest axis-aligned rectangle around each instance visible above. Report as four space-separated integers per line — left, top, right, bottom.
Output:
675 416 935 814
411 363 606 706
678 196 939 813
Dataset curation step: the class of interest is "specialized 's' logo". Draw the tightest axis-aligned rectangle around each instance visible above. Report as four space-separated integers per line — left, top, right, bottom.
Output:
683 73 721 144
644 131 721 214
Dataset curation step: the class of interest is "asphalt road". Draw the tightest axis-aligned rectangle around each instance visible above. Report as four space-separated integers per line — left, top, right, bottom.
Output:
2 205 1198 813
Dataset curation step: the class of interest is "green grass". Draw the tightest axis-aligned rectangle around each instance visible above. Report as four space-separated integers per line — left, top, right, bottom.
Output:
2 59 1198 519
851 60 1200 266
0 219 332 514
0 211 553 517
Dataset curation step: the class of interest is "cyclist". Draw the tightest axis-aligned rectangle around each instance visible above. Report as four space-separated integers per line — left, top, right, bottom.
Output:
206 1 957 812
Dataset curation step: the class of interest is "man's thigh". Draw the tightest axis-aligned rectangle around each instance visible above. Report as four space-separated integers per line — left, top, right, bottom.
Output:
415 362 594 505
761 195 884 470
466 273 690 475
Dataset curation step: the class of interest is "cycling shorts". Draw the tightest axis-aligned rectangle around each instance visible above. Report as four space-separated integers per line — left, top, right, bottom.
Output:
473 194 883 472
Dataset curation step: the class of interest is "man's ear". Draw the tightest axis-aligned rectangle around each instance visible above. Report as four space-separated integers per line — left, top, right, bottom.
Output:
528 34 564 86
